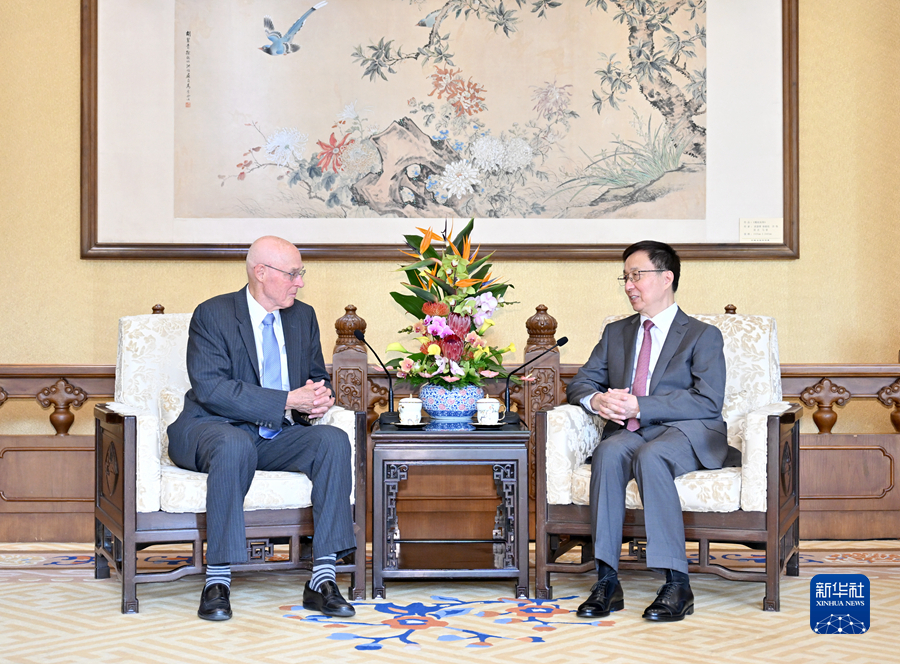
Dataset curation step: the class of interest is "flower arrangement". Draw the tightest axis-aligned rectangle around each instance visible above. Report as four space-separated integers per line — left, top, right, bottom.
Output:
385 220 516 389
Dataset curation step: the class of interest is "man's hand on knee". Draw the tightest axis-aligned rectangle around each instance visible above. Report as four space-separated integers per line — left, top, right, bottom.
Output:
590 389 638 425
287 379 335 418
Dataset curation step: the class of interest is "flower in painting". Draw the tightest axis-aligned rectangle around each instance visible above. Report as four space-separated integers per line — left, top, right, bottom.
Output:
429 66 463 100
316 133 354 173
471 135 505 173
531 80 574 123
450 78 487 117
340 140 381 177
502 138 533 172
336 100 361 122
438 160 480 199
265 128 308 167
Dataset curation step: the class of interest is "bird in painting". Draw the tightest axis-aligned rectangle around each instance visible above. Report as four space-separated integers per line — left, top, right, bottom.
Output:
259 1 328 56
417 9 441 28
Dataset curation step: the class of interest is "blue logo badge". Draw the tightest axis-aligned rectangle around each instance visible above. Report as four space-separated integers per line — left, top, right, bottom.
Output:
810 573 869 634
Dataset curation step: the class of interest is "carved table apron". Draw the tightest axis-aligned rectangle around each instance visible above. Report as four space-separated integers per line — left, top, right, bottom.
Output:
371 423 531 599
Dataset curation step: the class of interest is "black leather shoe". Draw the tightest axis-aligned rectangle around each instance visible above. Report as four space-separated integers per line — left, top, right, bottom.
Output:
303 580 356 617
642 581 694 622
576 576 624 618
198 583 232 621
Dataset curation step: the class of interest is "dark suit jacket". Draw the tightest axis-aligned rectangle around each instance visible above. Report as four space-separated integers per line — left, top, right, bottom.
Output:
566 308 728 469
167 286 333 472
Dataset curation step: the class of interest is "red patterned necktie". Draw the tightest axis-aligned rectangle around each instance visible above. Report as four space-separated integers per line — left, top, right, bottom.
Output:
626 319 654 431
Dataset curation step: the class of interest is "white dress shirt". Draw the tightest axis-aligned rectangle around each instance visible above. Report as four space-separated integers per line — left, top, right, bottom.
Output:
582 302 680 415
246 289 291 391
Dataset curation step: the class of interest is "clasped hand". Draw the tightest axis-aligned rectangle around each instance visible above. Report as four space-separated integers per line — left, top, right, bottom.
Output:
286 379 334 419
589 388 639 425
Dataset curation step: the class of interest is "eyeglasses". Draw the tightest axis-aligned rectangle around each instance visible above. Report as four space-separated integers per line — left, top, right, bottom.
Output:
262 264 306 281
617 269 665 285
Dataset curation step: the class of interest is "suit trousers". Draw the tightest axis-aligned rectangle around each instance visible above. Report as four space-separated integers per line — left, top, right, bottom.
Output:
192 421 356 566
590 425 702 575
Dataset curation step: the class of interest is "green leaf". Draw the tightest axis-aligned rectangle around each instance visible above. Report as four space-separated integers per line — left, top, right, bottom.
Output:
405 284 439 303
402 233 425 252
451 218 475 251
429 274 456 296
398 257 440 271
390 292 425 318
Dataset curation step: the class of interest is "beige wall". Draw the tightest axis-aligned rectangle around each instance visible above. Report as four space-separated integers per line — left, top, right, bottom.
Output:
1 1 898 436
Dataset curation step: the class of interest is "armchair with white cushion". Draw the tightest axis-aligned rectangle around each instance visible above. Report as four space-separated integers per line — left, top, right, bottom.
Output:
94 312 366 613
534 313 801 610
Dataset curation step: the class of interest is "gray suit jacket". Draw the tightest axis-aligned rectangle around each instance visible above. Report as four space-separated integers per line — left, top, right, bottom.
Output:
566 308 728 469
167 286 333 472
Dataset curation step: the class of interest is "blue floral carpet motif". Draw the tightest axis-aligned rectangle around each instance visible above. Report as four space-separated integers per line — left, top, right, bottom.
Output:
280 595 613 650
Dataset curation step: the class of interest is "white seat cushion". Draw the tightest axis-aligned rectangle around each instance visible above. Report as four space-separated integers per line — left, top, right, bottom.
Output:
156 385 355 513
570 464 742 513
160 466 313 513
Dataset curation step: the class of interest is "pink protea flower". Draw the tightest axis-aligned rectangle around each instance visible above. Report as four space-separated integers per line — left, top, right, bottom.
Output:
447 312 472 338
440 334 464 362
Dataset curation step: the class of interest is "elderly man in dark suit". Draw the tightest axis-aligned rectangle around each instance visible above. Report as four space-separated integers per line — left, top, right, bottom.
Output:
566 240 727 622
167 236 355 621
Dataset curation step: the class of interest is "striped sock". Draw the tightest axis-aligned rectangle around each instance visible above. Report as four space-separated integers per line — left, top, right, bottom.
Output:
205 564 231 590
310 554 337 592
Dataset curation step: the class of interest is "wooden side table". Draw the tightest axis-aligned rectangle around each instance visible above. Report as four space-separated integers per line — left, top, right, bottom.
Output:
371 422 531 599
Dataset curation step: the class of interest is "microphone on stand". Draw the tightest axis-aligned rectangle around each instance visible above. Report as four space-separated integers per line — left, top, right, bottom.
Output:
502 336 568 425
353 329 399 425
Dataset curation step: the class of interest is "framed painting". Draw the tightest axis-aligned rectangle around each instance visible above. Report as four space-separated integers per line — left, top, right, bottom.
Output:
81 0 798 260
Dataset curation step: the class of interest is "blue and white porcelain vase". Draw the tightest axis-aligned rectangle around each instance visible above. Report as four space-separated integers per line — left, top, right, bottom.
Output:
419 384 484 421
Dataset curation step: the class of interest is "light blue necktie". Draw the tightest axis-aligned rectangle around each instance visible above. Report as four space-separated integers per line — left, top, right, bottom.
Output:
260 313 282 439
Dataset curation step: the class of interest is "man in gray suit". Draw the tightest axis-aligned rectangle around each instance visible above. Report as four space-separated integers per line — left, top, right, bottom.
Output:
566 240 726 622
167 236 356 621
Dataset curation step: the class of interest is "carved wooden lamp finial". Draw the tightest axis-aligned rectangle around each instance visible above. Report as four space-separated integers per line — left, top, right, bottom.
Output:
724 304 737 315
152 304 165 315
335 305 367 354
525 304 558 353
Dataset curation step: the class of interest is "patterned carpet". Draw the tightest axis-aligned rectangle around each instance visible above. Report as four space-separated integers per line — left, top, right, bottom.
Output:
0 541 897 663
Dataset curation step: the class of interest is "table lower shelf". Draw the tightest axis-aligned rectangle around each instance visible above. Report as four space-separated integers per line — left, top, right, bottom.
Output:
387 541 515 572
373 542 529 598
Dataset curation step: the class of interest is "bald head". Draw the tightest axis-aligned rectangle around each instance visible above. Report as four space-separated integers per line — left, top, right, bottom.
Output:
246 236 300 279
246 236 305 311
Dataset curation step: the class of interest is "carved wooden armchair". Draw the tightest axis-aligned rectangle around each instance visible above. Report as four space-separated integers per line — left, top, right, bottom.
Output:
94 313 367 613
534 313 801 610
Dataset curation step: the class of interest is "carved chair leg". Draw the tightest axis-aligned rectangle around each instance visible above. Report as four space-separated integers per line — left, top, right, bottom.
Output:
93 519 111 580
786 521 800 577
534 534 553 600
763 537 780 612
121 541 139 614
